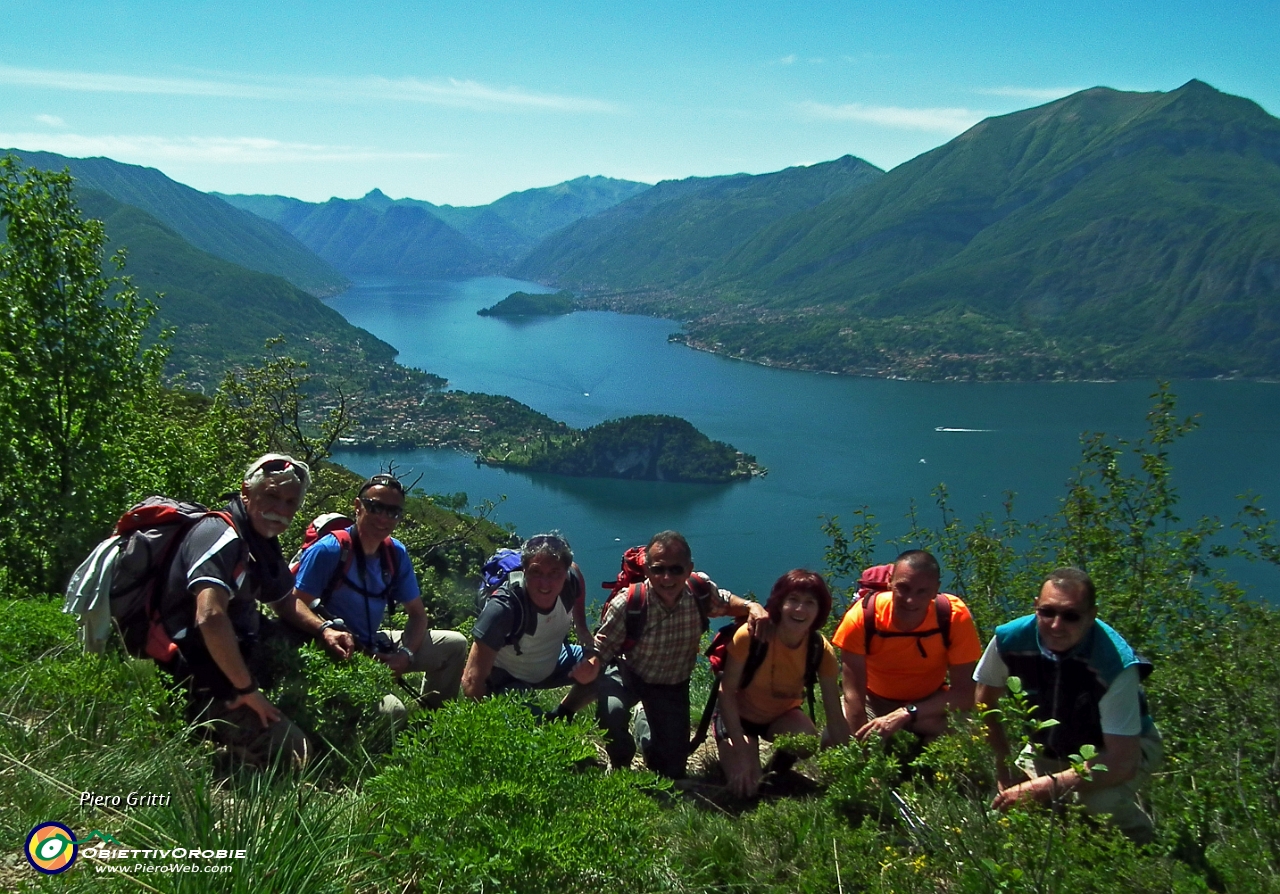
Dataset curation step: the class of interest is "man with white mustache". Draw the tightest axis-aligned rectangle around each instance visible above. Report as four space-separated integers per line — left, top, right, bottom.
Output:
157 453 354 768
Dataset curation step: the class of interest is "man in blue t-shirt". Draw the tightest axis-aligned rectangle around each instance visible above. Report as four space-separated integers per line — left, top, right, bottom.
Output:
292 474 467 709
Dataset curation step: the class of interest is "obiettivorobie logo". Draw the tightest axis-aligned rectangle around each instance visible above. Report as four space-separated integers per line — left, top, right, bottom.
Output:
24 824 120 874
22 821 249 877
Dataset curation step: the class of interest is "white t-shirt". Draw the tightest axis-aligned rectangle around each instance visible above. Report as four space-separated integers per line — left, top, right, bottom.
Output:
491 596 573 684
973 637 1143 737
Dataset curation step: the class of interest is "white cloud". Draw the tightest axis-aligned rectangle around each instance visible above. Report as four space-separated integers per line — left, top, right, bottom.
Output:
797 101 984 132
360 76 617 112
975 86 1082 102
776 54 798 65
0 132 446 165
0 64 617 114
34 114 66 127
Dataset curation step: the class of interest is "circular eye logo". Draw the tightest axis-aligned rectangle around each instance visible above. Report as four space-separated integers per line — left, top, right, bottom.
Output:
25 822 78 874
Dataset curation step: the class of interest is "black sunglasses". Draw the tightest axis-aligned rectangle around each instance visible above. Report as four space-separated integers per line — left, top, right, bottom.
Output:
1036 606 1084 623
647 563 687 578
359 497 404 520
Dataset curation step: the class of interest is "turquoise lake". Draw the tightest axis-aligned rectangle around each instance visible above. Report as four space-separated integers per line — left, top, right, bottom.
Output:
329 276 1280 604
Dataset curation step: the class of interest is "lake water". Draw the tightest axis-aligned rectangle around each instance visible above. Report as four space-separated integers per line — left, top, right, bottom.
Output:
329 276 1280 604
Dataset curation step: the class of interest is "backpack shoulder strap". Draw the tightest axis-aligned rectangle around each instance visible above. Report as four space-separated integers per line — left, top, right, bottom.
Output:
934 593 953 650
489 572 531 652
319 527 356 606
688 573 713 633
379 537 400 614
804 630 825 687
622 582 648 649
861 590 880 653
804 630 825 721
739 629 768 690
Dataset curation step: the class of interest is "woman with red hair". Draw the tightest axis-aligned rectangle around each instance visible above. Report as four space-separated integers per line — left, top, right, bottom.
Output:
716 569 850 798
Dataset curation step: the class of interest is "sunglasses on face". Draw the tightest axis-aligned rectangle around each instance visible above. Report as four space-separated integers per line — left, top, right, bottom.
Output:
359 497 404 520
647 563 687 578
1036 606 1084 623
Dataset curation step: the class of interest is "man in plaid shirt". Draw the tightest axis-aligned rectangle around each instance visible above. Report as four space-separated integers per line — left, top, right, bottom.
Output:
578 530 767 778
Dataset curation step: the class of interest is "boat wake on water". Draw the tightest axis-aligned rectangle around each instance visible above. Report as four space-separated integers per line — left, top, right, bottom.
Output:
935 427 994 432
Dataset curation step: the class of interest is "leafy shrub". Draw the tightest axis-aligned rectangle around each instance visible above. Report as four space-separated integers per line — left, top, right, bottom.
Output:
265 639 399 774
366 697 668 893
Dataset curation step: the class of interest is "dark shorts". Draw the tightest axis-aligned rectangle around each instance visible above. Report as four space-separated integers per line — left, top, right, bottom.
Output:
486 642 585 694
713 710 773 741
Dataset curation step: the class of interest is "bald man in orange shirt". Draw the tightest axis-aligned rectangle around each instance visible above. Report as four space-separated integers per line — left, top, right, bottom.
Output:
832 550 982 741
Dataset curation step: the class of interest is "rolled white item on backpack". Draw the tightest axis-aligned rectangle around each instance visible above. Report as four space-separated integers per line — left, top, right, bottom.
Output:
63 534 123 653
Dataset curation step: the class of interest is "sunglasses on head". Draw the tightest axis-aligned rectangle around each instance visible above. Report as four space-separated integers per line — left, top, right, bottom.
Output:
255 457 310 484
359 497 403 520
359 473 404 496
647 563 687 578
1036 606 1084 623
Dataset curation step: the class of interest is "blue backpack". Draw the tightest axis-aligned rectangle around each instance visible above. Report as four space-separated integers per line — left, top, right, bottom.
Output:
476 548 583 654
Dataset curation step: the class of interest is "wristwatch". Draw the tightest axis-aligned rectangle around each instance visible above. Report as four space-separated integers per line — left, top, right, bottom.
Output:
233 681 258 696
904 704 919 728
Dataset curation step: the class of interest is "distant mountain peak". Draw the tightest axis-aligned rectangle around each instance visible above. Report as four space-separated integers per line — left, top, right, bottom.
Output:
360 188 395 212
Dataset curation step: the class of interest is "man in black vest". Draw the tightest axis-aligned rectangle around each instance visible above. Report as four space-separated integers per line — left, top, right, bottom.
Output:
975 567 1162 842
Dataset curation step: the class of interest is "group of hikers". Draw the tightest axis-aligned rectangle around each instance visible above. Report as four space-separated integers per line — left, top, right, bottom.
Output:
79 451 1162 843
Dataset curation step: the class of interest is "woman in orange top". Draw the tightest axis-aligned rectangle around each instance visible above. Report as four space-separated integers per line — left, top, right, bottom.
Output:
716 569 850 798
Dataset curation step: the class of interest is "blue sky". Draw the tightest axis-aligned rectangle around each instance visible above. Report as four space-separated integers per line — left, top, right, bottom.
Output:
1 1 1274 205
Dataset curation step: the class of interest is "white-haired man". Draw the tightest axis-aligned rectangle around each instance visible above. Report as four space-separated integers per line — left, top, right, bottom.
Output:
158 453 354 767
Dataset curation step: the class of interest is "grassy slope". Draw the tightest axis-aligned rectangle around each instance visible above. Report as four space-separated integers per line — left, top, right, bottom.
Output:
8 149 348 296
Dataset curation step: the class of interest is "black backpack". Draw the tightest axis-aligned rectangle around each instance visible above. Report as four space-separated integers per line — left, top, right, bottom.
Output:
478 565 585 655
65 497 232 660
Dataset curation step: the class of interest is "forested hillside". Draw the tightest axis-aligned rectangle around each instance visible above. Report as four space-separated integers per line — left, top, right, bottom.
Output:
523 81 1280 380
8 149 348 296
514 155 882 289
482 414 761 482
75 188 397 390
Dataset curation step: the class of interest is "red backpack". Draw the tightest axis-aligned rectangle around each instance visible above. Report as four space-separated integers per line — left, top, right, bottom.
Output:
66 497 233 661
600 545 711 651
855 562 953 656
290 513 399 617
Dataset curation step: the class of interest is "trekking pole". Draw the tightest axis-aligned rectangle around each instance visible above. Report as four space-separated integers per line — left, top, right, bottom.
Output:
890 789 930 837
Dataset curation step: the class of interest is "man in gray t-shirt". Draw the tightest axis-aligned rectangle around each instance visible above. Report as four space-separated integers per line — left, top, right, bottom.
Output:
462 533 597 717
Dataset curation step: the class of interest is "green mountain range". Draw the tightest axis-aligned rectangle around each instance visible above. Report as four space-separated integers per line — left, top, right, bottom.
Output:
514 155 883 290
218 175 650 277
6 149 348 297
73 189 396 390
519 81 1280 379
